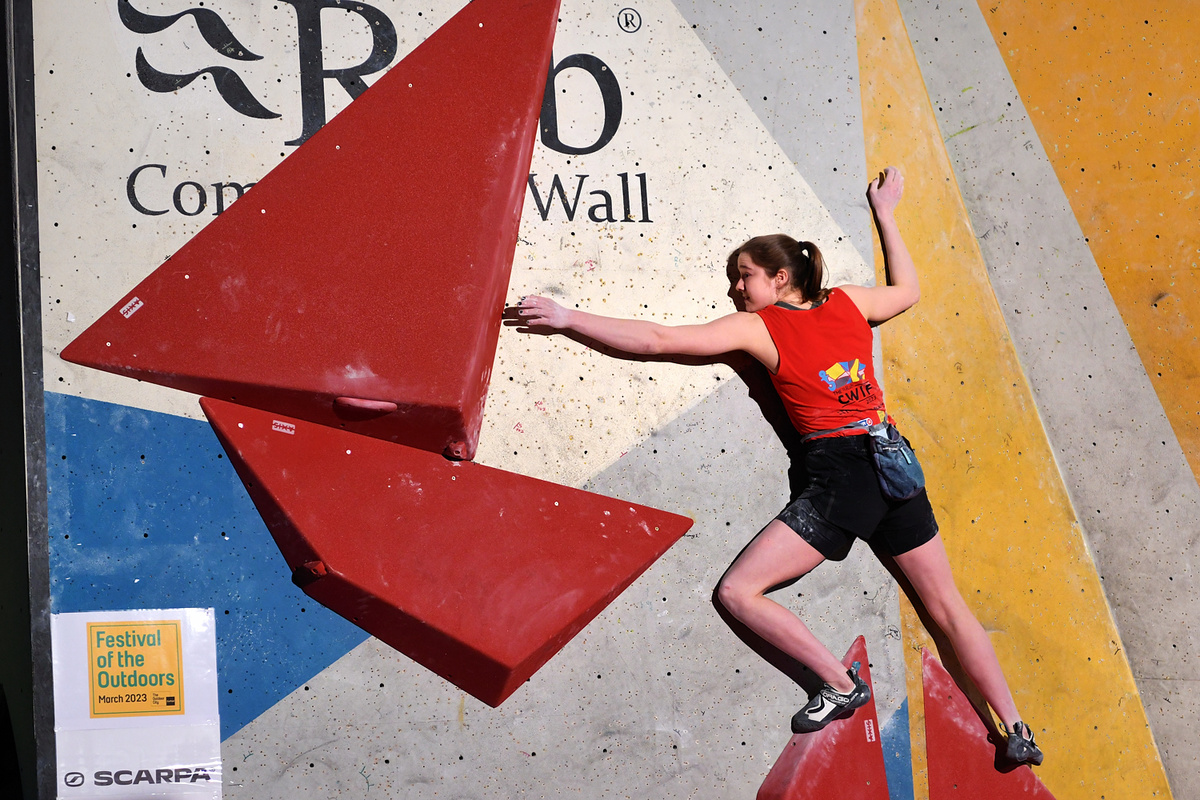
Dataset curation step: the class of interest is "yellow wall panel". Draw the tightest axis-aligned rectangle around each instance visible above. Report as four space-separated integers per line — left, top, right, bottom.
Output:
855 0 1170 796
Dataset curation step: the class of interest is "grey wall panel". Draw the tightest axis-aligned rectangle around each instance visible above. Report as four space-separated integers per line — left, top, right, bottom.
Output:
674 1 873 265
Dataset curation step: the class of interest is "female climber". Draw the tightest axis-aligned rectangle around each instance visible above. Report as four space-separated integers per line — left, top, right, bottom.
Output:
514 166 1042 767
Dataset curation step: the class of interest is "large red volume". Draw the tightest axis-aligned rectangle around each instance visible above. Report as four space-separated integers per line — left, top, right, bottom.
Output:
922 649 1056 798
62 0 561 461
757 636 890 800
201 398 693 706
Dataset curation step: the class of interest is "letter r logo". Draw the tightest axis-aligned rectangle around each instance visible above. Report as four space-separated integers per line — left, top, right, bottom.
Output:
276 0 398 145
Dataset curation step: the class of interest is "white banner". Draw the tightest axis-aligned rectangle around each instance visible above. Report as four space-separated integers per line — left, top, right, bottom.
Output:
52 609 221 799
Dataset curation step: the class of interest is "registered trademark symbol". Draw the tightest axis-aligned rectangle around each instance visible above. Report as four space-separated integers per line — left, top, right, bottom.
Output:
64 772 85 787
617 8 641 33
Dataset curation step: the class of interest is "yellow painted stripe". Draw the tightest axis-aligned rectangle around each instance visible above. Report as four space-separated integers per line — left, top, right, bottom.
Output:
975 0 1200 483
854 1 1171 797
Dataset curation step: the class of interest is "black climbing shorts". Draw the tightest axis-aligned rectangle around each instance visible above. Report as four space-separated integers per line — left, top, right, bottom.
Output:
774 433 938 561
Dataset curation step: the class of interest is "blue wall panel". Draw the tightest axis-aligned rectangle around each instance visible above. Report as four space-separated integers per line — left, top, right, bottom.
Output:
45 392 368 739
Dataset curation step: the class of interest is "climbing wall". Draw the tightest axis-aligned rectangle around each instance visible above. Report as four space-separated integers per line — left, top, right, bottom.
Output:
19 1 1196 799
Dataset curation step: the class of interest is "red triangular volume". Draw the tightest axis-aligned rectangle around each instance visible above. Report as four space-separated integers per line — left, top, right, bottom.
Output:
922 649 1056 799
201 398 693 706
62 0 562 461
757 636 890 800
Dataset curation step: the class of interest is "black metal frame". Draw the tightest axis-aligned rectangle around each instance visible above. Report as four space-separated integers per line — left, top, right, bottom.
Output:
4 0 51 797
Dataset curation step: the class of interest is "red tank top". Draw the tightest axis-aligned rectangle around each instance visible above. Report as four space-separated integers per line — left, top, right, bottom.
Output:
756 288 886 435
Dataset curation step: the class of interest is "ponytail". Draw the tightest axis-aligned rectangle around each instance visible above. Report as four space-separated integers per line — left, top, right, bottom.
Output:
793 240 828 304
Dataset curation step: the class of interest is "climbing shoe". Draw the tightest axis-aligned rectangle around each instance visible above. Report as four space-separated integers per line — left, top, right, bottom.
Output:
791 661 871 734
1003 721 1044 766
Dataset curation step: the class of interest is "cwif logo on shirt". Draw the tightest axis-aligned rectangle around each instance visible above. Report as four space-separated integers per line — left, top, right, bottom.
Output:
819 359 867 392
